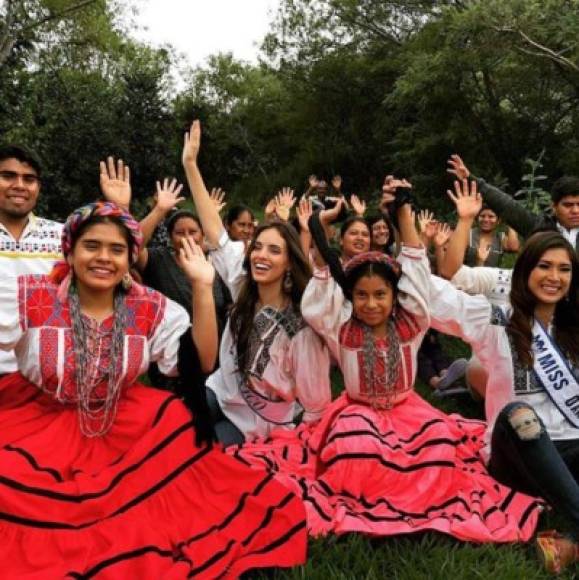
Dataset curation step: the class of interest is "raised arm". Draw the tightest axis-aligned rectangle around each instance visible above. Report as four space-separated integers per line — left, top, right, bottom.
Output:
177 237 218 373
100 157 131 211
296 196 313 258
503 226 520 253
447 154 538 238
181 120 224 246
437 178 482 280
137 179 184 271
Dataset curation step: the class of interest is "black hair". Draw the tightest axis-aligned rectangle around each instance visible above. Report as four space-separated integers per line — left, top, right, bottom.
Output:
551 176 579 204
166 210 202 235
367 212 395 255
340 215 370 239
345 260 399 298
225 204 255 226
0 144 42 177
72 215 134 261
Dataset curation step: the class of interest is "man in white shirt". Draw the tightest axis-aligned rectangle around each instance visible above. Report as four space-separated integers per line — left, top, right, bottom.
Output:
0 145 63 374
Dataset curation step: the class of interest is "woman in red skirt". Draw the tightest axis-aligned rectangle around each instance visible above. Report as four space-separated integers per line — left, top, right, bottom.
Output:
0 201 306 578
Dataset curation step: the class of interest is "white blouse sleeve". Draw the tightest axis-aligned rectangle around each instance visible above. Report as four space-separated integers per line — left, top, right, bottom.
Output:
450 265 500 298
428 274 493 346
209 230 247 301
396 245 431 330
149 297 191 377
289 327 332 423
301 265 352 360
0 276 24 351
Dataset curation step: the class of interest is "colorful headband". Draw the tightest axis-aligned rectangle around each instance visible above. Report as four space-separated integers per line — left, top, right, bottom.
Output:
344 251 401 279
61 201 143 264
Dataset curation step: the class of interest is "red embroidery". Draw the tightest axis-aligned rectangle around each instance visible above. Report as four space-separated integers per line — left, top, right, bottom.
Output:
39 327 59 392
339 315 417 398
17 276 27 332
125 335 145 385
17 275 168 398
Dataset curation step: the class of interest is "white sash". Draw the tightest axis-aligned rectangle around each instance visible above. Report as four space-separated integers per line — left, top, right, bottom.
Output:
239 379 294 425
532 319 579 428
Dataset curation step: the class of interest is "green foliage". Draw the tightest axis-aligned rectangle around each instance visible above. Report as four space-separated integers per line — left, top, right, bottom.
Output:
513 151 553 215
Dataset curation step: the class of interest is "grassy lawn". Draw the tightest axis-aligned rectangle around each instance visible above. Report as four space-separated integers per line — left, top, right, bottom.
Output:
248 337 578 579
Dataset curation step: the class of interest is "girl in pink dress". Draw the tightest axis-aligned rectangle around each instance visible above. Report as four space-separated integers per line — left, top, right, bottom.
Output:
233 195 543 544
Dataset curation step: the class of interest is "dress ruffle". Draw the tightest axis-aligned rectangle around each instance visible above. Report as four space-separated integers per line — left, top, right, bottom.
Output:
229 392 543 542
0 373 306 578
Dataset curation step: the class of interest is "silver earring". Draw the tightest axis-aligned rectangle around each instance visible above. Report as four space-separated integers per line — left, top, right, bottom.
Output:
283 271 293 293
121 273 132 291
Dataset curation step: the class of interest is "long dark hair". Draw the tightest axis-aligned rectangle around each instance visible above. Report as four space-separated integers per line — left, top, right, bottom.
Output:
229 221 312 375
367 212 395 255
508 231 579 366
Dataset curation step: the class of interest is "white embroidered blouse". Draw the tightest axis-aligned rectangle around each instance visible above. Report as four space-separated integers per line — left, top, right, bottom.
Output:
0 275 190 400
206 232 332 440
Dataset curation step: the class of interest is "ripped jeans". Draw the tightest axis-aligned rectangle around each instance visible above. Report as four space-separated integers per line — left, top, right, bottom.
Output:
489 401 579 538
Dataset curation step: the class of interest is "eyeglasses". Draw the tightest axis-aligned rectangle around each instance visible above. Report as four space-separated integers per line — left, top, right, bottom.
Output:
0 171 40 185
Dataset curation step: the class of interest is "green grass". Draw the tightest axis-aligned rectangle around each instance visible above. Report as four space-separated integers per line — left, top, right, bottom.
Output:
247 337 579 579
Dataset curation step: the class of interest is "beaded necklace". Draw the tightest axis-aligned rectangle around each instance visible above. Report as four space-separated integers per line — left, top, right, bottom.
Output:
361 318 401 409
69 287 127 437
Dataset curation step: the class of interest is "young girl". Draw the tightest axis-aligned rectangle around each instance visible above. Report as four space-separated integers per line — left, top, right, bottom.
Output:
232 197 542 543
182 120 331 445
0 201 307 578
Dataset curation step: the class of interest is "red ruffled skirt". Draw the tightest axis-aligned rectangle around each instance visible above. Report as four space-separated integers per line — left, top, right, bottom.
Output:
0 373 306 578
230 392 543 542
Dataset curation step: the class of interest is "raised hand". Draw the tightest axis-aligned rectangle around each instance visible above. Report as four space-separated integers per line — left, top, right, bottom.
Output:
275 187 296 221
477 243 491 265
350 194 366 217
319 197 346 226
155 178 185 213
264 197 277 221
447 154 471 181
434 223 452 247
182 120 201 167
177 236 215 286
381 175 412 208
209 187 226 213
331 175 342 192
447 179 482 220
296 197 313 232
100 157 131 210
417 210 436 237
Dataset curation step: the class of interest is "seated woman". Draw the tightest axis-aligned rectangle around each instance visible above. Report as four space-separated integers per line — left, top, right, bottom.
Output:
138 203 232 393
232 195 542 543
182 120 332 445
439 231 579 573
464 205 520 268
0 201 307 578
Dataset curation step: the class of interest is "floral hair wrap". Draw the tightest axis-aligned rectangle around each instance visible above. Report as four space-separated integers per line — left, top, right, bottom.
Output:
61 201 143 262
344 251 401 280
50 201 144 297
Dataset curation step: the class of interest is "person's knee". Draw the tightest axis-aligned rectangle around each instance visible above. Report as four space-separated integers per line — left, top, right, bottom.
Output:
502 402 543 441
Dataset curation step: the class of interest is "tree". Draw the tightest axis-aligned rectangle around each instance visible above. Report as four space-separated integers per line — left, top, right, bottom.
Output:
0 0 129 68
